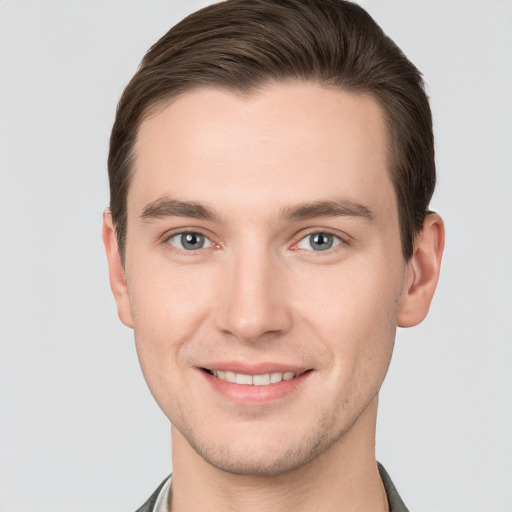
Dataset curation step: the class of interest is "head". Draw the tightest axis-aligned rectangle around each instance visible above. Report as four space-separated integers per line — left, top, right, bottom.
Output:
103 0 444 477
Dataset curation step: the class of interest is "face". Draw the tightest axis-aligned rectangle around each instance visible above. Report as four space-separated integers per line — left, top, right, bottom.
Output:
117 83 413 476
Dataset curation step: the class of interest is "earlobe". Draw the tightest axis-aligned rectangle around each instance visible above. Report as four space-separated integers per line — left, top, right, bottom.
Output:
102 211 134 328
397 213 445 328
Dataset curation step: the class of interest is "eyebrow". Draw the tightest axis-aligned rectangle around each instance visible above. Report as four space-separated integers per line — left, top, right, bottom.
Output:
279 199 374 222
140 197 374 223
140 198 217 221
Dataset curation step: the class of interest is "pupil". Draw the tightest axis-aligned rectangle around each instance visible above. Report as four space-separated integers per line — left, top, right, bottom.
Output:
182 233 204 250
311 233 333 251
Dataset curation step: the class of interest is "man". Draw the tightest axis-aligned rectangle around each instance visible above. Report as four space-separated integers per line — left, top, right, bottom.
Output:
102 0 444 510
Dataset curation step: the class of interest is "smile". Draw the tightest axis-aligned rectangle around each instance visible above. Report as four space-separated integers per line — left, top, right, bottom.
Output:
206 369 304 386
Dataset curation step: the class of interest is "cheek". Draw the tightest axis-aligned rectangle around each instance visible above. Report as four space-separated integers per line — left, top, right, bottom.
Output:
292 257 403 363
128 253 215 323
126 260 218 415
125 257 217 372
297 264 399 415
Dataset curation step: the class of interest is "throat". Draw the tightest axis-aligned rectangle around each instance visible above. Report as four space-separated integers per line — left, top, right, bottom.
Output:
170 424 387 512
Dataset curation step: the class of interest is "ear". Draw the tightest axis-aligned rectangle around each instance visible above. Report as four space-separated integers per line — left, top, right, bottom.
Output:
397 213 445 328
102 210 134 328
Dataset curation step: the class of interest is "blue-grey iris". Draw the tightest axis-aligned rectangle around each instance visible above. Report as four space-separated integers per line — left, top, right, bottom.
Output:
181 233 205 250
310 233 334 251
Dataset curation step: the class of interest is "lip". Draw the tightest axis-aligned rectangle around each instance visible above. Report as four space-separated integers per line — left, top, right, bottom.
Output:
198 362 312 404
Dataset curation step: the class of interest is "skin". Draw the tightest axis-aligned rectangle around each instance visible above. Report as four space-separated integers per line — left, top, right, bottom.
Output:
103 82 444 512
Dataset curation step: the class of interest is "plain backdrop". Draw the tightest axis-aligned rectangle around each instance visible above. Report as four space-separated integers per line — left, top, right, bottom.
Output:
0 1 511 511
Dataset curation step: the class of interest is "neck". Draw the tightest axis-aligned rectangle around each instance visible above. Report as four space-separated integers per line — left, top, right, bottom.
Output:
168 396 388 512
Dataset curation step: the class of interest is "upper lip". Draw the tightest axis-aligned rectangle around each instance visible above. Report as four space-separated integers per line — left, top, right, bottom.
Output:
200 362 310 375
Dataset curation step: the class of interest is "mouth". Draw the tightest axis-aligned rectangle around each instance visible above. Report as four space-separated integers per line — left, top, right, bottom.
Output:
204 369 306 386
200 365 312 403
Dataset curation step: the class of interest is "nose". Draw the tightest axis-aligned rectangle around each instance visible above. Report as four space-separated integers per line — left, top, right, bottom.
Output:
215 247 293 342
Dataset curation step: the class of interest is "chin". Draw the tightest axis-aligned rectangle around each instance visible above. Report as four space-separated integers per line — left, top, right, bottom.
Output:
180 413 341 477
193 439 326 477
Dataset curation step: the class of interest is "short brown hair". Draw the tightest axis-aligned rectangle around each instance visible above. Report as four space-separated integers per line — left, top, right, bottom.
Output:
108 0 435 260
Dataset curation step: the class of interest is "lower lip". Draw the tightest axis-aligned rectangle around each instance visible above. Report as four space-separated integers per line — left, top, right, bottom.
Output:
201 370 311 404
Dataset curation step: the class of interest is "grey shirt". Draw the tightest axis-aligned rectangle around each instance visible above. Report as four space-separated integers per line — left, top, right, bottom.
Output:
134 463 409 512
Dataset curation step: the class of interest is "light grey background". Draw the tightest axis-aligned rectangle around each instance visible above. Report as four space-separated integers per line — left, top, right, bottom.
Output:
0 1 510 511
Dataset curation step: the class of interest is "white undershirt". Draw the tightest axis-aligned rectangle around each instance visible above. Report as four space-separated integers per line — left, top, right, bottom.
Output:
153 476 172 512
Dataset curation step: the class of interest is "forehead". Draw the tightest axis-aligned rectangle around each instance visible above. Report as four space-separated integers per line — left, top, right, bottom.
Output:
130 82 395 222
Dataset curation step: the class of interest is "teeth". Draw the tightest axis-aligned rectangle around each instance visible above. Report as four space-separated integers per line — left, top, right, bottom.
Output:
210 370 301 385
253 374 271 385
235 373 253 385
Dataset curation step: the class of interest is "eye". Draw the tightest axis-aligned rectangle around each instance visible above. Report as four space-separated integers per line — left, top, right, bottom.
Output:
296 232 342 252
167 232 212 251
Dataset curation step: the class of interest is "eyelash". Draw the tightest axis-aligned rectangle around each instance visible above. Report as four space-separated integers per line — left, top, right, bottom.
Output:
163 229 347 254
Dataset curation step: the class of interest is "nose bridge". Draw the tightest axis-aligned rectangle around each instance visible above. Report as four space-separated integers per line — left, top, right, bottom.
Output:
216 241 291 341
